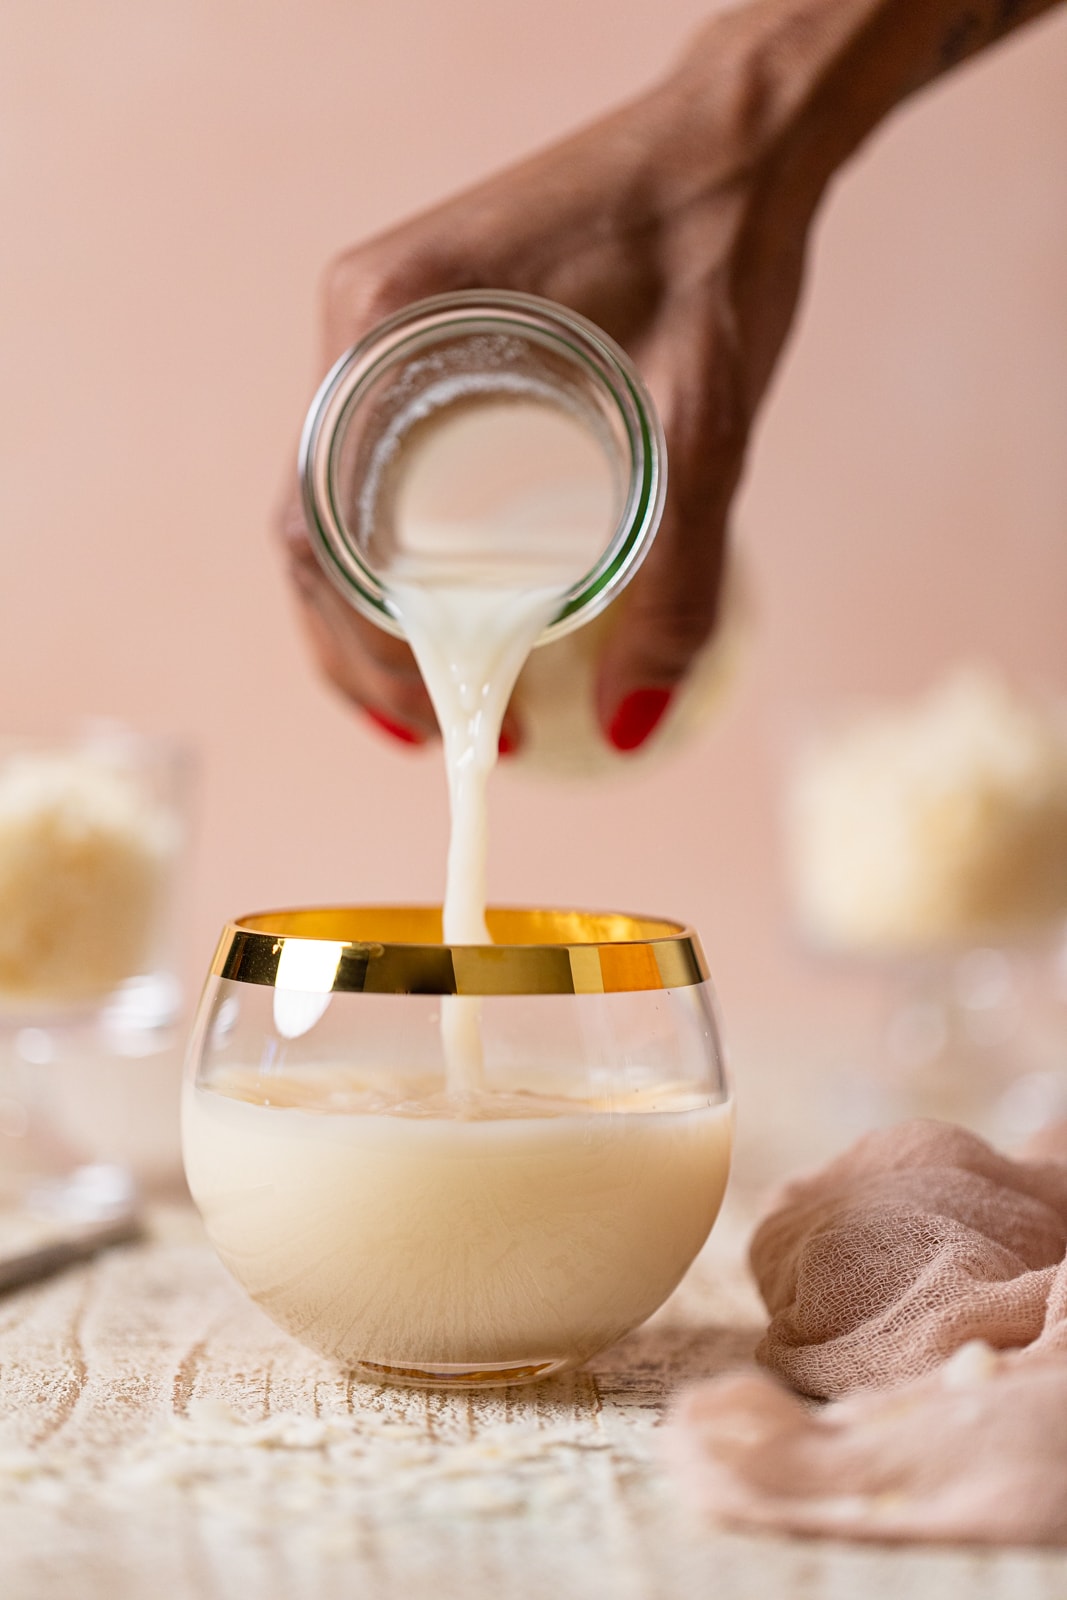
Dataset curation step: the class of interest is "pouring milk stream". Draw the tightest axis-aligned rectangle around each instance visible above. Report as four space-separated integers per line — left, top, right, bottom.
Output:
299 293 664 1093
386 393 617 1090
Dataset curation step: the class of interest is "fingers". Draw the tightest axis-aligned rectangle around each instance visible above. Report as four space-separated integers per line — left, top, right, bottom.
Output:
316 92 669 366
594 295 747 751
276 491 439 745
275 243 471 747
281 215 548 752
319 241 465 365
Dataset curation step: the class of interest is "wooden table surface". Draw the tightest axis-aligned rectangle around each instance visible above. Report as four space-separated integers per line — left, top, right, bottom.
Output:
2 1198 1066 1600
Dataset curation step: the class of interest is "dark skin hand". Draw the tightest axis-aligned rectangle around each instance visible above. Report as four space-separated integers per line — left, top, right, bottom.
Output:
279 0 1062 753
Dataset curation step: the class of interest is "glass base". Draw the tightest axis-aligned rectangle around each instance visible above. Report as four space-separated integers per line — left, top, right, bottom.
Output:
351 1354 575 1390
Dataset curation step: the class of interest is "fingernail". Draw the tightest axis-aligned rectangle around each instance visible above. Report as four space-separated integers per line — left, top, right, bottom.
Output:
608 687 673 752
364 708 426 747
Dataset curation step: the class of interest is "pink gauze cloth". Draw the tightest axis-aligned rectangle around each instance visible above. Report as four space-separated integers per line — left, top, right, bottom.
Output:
664 1118 1067 1545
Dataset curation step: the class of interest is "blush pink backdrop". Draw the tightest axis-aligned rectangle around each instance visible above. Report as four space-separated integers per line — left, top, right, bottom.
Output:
1 0 1065 1161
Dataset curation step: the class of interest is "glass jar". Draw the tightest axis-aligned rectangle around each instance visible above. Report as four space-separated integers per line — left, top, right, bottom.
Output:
182 906 732 1389
299 290 666 644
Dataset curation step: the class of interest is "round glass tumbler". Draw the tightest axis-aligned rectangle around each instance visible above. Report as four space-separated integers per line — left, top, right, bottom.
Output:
183 908 732 1389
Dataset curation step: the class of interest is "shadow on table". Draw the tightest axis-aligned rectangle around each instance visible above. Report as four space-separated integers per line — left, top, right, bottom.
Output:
507 1320 764 1415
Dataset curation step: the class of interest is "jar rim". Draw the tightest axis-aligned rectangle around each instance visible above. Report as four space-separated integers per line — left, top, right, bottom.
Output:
210 905 708 995
298 290 666 644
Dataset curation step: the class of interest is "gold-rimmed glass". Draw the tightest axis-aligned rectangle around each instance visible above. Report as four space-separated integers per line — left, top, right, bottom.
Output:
183 907 732 1389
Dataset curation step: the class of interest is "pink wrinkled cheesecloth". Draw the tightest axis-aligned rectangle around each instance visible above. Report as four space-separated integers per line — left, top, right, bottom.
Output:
666 1119 1067 1545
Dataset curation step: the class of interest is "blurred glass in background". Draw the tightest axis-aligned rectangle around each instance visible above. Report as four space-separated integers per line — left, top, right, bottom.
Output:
0 722 190 1217
784 666 1067 1146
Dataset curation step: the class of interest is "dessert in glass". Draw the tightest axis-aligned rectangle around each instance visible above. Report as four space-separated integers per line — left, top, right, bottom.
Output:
183 906 732 1389
0 724 188 1202
785 668 1067 1139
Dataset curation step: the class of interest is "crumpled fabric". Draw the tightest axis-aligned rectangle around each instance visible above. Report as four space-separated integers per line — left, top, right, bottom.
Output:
665 1119 1067 1545
752 1118 1067 1397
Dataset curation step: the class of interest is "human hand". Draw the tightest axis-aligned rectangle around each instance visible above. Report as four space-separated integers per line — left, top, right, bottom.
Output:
279 5 838 753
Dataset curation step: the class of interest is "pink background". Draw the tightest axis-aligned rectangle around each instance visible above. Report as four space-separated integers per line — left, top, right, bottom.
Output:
1 1 1065 1104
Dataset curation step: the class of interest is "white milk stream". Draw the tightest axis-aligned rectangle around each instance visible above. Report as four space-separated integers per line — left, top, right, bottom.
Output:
389 395 615 938
386 395 616 1091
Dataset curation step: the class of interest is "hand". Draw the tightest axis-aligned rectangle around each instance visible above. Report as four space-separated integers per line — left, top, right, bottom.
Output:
279 7 838 752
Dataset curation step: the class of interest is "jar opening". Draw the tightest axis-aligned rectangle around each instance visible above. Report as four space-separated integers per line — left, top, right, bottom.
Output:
299 292 665 644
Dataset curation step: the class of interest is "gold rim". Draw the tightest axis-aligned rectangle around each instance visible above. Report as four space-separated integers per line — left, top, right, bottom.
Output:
210 907 708 996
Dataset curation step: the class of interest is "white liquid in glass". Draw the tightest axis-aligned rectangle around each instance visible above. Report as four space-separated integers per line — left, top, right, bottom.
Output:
183 1074 732 1375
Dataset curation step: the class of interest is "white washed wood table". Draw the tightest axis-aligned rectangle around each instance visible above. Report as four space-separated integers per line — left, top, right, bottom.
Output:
2 1199 1066 1600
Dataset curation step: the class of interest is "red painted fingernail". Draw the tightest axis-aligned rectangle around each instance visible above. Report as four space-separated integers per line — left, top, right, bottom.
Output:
364 708 426 746
608 688 673 752
498 727 519 757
